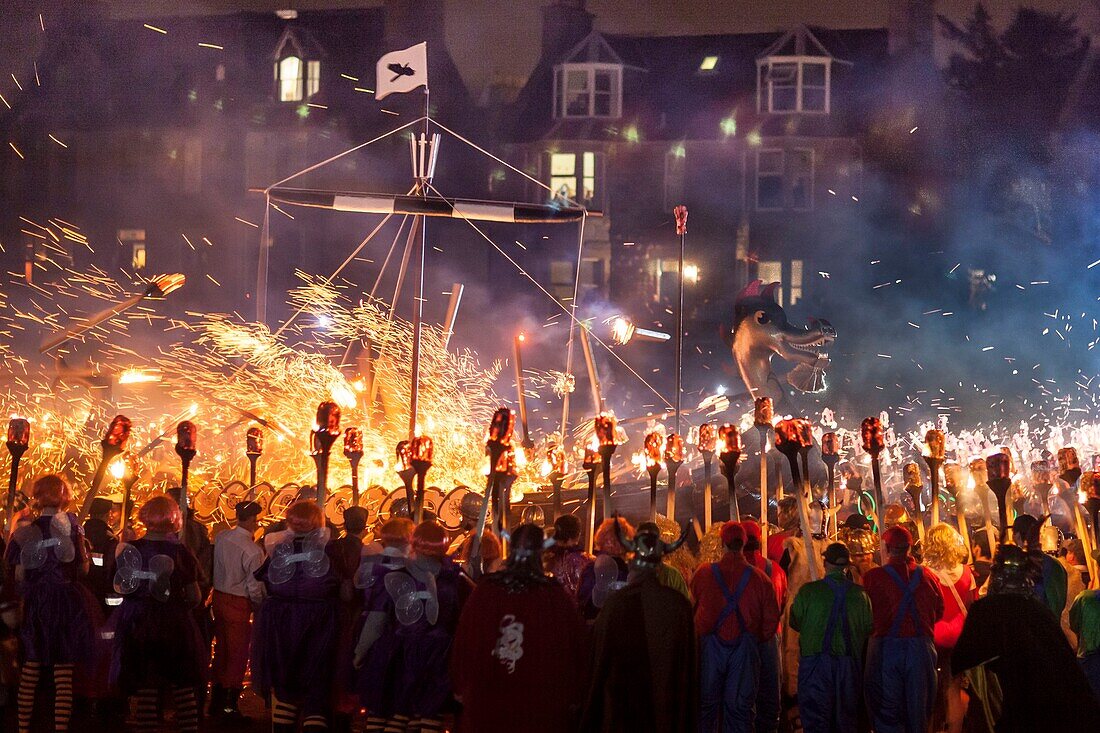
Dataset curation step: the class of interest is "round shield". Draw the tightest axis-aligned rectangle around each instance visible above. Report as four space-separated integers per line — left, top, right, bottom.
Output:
520 504 545 526
191 482 223 523
359 484 388 526
267 484 301 522
325 490 351 528
379 488 412 520
437 486 472 531
216 480 253 519
422 486 445 518
250 481 276 515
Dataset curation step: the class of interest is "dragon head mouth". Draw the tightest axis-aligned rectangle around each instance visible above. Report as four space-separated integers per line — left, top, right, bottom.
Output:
778 318 836 359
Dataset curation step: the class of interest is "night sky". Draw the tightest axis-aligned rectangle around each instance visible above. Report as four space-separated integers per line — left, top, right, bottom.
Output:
102 0 1099 95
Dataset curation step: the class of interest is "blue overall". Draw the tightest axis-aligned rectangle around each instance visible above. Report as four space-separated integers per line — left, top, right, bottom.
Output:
865 566 937 733
755 560 780 733
700 566 761 733
797 576 860 733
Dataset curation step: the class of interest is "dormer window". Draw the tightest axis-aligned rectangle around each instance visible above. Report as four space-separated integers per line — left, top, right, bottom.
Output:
757 57 830 114
274 28 320 103
553 63 622 119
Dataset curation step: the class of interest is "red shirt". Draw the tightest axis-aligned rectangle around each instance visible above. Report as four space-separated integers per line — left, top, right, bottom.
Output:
690 551 780 644
746 549 787 634
766 530 796 565
930 564 977 652
863 558 944 639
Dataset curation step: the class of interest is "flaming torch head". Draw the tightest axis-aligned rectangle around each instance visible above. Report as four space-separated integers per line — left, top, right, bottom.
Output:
773 419 802 457
717 423 742 457
674 205 688 235
315 401 341 435
795 419 814 449
488 407 515 446
903 462 922 487
1058 447 1080 476
1030 460 1053 485
924 429 945 461
7 418 30 448
395 440 413 472
175 421 197 453
104 415 132 449
246 427 264 456
944 462 962 492
644 432 663 466
665 433 685 463
969 458 988 487
821 431 839 458
582 442 600 472
986 453 1011 482
548 444 566 475
753 397 773 427
342 427 363 459
411 435 433 464
697 422 716 453
860 417 884 455
146 273 186 298
594 413 618 447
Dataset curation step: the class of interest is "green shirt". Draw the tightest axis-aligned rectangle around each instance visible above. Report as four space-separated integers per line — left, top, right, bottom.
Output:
789 570 872 658
1041 554 1068 617
1069 589 1100 657
657 562 691 602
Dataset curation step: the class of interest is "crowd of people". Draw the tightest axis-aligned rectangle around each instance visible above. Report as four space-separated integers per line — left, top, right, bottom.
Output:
3 472 1100 732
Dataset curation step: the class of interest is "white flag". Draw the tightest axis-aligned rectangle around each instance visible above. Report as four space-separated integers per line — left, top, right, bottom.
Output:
375 42 428 100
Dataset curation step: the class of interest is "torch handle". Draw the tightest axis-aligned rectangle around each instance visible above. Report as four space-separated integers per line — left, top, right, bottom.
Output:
825 463 836 539
757 427 769 547
666 463 681 522
870 457 887 566
586 470 597 555
978 488 997 558
180 457 193 552
415 470 426 524
468 472 495 580
599 447 615 520
314 452 330 509
6 451 24 539
783 454 819 582
1071 500 1099 591
550 474 564 524
648 468 659 523
702 452 713 530
122 475 139 534
349 457 361 507
926 459 941 527
79 445 122 523
248 455 259 498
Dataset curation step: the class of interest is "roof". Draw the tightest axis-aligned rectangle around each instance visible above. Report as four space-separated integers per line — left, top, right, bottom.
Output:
502 26 891 144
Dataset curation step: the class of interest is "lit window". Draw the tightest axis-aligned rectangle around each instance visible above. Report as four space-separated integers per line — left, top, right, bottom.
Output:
549 151 597 205
277 55 303 102
553 64 622 119
756 260 802 306
756 150 784 210
791 149 814 211
307 60 321 97
757 261 784 305
789 260 803 305
699 55 719 72
132 243 146 270
757 58 830 114
119 229 147 270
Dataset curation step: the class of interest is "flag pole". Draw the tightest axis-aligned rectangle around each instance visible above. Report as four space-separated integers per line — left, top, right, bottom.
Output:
408 85 431 441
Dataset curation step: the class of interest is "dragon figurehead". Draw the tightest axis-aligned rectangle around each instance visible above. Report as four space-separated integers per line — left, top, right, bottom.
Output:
732 280 835 405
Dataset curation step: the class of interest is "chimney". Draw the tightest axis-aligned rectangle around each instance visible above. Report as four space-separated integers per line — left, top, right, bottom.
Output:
888 0 934 57
541 0 593 63
384 0 445 50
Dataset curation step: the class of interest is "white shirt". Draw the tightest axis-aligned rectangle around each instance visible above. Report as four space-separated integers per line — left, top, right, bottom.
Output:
213 526 266 603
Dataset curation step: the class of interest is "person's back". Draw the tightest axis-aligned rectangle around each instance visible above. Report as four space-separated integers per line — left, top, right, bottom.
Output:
1070 588 1100 700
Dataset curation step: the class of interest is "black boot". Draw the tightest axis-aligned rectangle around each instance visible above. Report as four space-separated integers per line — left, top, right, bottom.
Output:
222 687 246 721
208 684 225 718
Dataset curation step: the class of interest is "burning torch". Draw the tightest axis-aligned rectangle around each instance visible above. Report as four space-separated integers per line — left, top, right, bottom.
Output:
5 418 30 537
343 427 363 507
1059 448 1098 584
546 442 566 523
970 458 996 556
775 418 820 581
1031 459 1054 516
821 432 839 539
717 424 742 527
411 434 433 523
903 462 926 544
595 413 618 519
698 422 717 530
246 426 263 498
861 416 887 564
175 420 197 545
755 398 773 530
469 408 513 578
583 442 600 554
79 415 132 522
311 401 341 508
923 429 945 527
644 432 663 523
943 462 972 560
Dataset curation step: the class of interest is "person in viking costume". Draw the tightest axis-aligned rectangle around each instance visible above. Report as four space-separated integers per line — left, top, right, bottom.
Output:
252 500 341 731
452 523 587 733
582 518 696 732
110 493 204 732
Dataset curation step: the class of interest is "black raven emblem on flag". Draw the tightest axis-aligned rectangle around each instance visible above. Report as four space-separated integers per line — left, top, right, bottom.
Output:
388 63 416 82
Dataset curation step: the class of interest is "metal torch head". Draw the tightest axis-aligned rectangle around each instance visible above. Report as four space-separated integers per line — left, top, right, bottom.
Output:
644 432 663 465
495 445 517 475
697 422 716 452
969 458 988 486
860 417 884 454
1030 460 1053 485
998 446 1015 474
246 426 264 456
944 462 962 491
1058 447 1080 474
665 433 685 463
795 419 814 448
547 444 566 475
673 205 688 235
411 434 433 463
7 418 30 447
753 397 773 427
146 273 186 298
488 407 514 446
594 413 618 447
986 452 1011 481
395 440 413 471
773 419 802 457
925 429 946 461
315 401 341 435
342 427 363 458
717 423 742 456
821 431 839 457
175 420 197 452
903 462 922 487
1084 471 1100 501
104 415 132 449
582 442 600 472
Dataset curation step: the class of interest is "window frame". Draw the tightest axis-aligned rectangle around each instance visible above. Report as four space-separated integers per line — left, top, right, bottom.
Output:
276 55 304 103
553 63 622 119
790 148 815 212
548 150 600 207
757 56 831 115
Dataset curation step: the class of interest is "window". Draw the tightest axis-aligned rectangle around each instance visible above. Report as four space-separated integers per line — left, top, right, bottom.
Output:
756 150 784 210
307 60 321 98
791 149 813 210
699 55 719 72
789 260 803 305
757 261 783 304
757 57 830 114
277 56 303 102
553 63 622 119
550 260 574 300
549 151 597 205
756 260 803 307
119 229 147 271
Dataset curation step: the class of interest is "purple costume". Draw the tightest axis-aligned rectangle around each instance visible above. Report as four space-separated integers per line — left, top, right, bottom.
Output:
5 512 97 666
251 531 340 717
358 556 466 719
109 536 204 692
